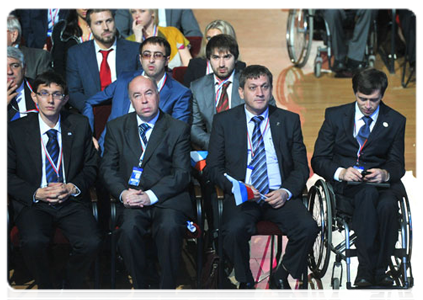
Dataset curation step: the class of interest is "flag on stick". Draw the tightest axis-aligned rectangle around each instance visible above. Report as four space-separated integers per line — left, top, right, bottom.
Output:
224 173 255 205
190 151 208 172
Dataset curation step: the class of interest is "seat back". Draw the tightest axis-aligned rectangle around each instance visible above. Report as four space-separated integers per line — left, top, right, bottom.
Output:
172 66 188 85
187 36 203 58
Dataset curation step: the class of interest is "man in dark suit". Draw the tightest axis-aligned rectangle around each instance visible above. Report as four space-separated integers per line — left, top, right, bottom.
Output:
7 15 52 80
206 65 318 289
8 71 101 289
115 9 202 38
190 34 275 150
83 36 191 153
311 68 406 287
66 9 141 113
100 75 193 289
7 47 37 122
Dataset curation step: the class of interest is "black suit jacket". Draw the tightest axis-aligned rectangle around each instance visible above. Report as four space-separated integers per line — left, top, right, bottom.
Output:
7 78 36 122
206 104 309 200
183 57 247 88
100 111 193 218
311 101 406 194
8 112 99 216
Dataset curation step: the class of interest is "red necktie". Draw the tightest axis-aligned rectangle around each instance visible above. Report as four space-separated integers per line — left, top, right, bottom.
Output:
99 49 113 91
216 81 231 113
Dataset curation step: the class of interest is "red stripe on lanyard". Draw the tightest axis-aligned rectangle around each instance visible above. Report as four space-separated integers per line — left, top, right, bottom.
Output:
247 117 269 158
41 135 63 179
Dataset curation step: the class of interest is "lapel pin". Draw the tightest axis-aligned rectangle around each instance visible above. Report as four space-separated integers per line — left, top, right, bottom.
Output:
383 122 389 128
68 132 72 136
276 122 280 126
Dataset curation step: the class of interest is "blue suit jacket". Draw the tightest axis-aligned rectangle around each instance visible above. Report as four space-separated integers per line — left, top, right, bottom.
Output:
83 70 192 153
66 38 141 112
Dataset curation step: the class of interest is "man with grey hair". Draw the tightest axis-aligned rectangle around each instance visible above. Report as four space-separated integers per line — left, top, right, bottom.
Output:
7 15 52 80
7 47 37 122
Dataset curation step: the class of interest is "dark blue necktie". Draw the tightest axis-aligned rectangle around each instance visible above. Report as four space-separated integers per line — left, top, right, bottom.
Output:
10 97 20 121
250 116 269 195
45 129 62 183
139 123 150 150
357 116 372 146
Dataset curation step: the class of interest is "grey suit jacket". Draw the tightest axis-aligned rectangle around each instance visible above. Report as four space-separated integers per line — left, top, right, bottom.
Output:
190 72 276 150
19 45 52 80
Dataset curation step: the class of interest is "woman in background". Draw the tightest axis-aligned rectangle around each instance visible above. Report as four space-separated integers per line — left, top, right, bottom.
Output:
183 19 246 87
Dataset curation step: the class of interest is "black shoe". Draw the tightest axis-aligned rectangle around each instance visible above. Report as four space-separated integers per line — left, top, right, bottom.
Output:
273 278 297 300
375 274 394 286
332 59 347 73
269 276 291 289
354 277 373 288
235 282 256 300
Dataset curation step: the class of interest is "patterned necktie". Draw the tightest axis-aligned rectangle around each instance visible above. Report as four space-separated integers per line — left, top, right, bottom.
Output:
99 49 113 91
10 97 20 121
216 81 231 113
45 129 62 183
139 123 150 150
356 116 373 146
250 116 269 195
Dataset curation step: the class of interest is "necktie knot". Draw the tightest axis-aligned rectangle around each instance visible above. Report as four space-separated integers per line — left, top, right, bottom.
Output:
100 49 113 58
362 116 372 126
46 129 58 140
252 116 264 125
139 123 150 146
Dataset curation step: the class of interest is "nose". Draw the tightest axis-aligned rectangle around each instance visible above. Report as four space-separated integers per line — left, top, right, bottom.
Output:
256 86 264 97
7 64 12 74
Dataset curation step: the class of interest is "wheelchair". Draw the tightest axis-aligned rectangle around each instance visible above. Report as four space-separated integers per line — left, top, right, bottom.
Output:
286 9 377 77
307 178 413 289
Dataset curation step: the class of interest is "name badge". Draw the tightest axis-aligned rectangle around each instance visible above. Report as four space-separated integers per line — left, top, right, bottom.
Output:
128 167 143 186
353 165 364 173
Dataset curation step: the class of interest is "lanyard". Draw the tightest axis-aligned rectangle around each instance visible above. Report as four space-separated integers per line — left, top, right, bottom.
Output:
41 135 63 178
247 117 269 158
157 73 167 92
143 25 158 41
49 9 59 27
214 77 231 108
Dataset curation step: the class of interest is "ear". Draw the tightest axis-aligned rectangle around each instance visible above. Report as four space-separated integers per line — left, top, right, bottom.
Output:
238 87 244 100
31 92 38 106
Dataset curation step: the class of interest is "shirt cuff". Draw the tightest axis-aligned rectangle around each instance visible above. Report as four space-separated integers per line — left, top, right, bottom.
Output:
145 190 158 205
281 188 292 201
70 184 81 197
334 167 344 182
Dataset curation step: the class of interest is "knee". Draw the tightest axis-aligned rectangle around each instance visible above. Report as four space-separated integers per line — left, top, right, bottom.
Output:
20 234 50 253
355 186 379 207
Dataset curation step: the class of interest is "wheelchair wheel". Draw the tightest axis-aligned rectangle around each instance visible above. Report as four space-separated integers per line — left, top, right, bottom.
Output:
314 60 322 78
388 195 413 288
286 9 314 68
307 179 332 279
332 277 340 290
308 273 323 289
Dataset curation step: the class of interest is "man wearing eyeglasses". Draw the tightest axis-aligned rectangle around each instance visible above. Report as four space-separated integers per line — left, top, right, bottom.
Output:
8 70 101 289
83 36 192 154
312 68 407 287
7 47 37 122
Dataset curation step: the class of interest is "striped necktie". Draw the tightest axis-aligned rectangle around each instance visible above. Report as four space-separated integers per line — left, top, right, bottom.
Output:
216 81 231 113
139 123 150 150
45 129 62 183
250 116 269 195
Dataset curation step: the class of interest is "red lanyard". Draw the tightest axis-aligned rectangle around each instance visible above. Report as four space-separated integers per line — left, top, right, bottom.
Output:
247 117 269 158
41 135 63 178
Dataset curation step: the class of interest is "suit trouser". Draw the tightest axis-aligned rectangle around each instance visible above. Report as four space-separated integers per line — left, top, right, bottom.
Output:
117 206 186 289
221 196 319 283
341 184 399 279
15 201 102 289
322 9 377 62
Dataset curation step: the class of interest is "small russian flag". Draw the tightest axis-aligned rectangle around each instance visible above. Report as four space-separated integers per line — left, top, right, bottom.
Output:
224 173 255 206
190 151 208 172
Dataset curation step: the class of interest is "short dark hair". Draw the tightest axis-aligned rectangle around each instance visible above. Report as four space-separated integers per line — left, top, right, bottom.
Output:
139 36 171 58
86 9 114 27
352 68 388 97
239 65 273 89
206 34 239 60
33 71 68 95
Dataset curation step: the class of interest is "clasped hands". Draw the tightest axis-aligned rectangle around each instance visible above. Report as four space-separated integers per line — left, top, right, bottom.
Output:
35 182 77 204
247 185 289 209
339 167 389 183
122 188 151 208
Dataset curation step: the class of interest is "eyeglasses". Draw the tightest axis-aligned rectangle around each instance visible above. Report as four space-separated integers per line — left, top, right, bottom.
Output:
141 51 167 60
36 91 66 100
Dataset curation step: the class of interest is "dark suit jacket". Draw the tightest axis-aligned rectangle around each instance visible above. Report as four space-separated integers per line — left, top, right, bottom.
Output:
100 111 193 218
83 70 192 153
114 9 202 38
311 101 406 194
7 112 99 217
190 71 276 150
7 78 36 122
183 57 247 88
16 9 69 49
19 45 52 80
206 104 309 200
66 38 141 112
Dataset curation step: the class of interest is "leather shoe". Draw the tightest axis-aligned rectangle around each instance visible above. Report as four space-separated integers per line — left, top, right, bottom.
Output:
376 274 394 286
273 279 297 300
354 277 372 288
269 276 291 289
235 282 256 300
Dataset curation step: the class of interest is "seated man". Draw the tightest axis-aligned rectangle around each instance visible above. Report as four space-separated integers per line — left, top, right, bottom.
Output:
7 47 37 122
322 9 378 77
311 68 406 287
83 36 192 153
7 71 101 289
100 75 193 289
206 65 318 289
